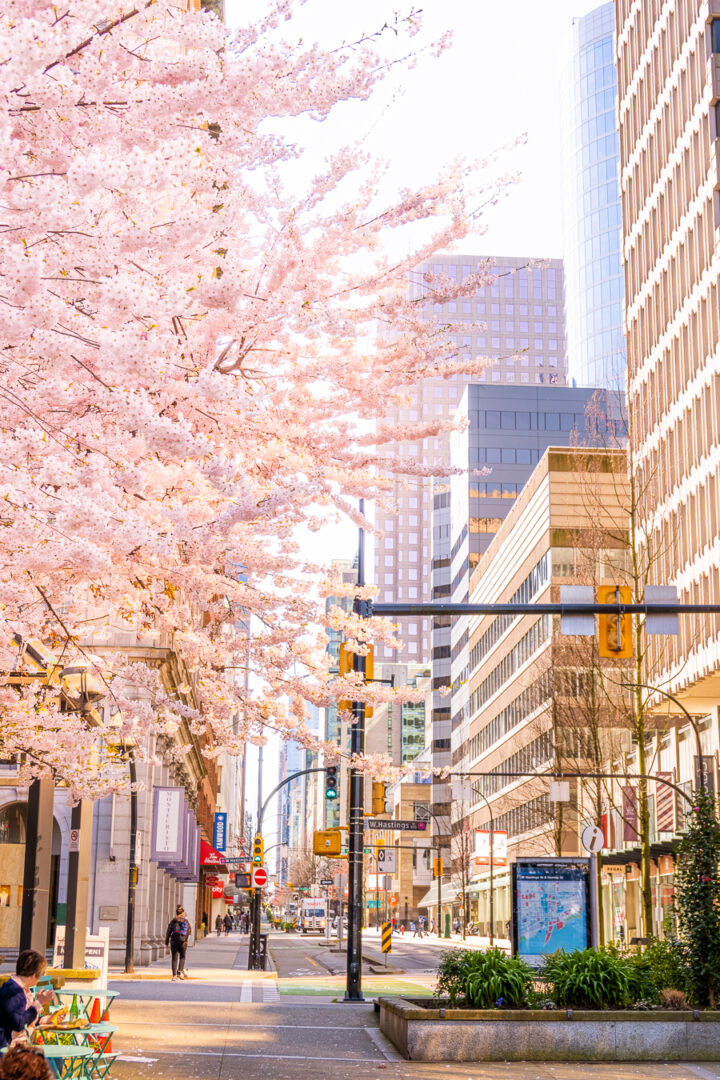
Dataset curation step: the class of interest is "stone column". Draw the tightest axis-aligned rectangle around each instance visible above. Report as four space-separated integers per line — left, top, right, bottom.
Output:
19 778 55 953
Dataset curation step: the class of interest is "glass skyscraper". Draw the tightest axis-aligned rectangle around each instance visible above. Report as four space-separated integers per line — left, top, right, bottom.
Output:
564 2 626 390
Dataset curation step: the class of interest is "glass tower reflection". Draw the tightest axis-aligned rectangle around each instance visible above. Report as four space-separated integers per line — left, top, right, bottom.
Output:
564 2 626 391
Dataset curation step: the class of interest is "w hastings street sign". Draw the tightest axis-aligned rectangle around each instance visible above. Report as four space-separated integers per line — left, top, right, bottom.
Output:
365 819 428 831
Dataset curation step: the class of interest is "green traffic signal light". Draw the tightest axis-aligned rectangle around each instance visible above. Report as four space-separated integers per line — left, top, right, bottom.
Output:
325 765 338 800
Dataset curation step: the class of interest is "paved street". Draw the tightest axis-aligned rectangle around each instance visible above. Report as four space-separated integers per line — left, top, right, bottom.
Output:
102 930 720 1079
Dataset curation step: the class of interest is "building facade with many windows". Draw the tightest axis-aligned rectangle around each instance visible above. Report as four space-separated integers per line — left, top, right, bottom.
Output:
564 2 626 389
615 0 720 708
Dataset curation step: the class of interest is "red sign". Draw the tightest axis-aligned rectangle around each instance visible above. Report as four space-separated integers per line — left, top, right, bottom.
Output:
200 839 227 867
252 866 268 888
389 895 398 907
211 885 223 898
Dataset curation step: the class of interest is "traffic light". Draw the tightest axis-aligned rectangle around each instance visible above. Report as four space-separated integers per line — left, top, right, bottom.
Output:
598 585 633 658
252 834 264 864
372 782 387 815
433 857 443 878
325 765 338 801
338 642 373 719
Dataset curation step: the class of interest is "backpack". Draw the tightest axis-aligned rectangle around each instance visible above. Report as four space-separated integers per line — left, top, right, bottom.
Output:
170 917 188 943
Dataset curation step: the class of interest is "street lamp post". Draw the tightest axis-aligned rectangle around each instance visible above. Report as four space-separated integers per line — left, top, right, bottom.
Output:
622 681 706 787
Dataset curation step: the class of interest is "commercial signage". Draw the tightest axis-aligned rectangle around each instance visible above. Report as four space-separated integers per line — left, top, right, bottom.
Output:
200 839 227 867
364 819 427 831
53 927 110 988
622 786 639 842
474 829 508 867
211 884 224 899
151 787 185 862
214 812 227 852
512 858 591 968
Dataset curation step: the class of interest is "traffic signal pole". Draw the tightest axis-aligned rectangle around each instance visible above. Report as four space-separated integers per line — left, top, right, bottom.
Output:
345 499 367 1002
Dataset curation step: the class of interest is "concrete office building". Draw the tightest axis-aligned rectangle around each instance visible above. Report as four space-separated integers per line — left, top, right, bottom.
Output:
615 1 720 729
564 2 626 389
442 384 608 774
375 254 567 668
374 256 568 847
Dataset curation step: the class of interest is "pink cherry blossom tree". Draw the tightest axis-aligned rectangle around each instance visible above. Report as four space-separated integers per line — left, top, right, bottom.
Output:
0 0 515 795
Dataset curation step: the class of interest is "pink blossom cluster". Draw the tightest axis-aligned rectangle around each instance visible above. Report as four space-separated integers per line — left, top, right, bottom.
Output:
0 0 516 795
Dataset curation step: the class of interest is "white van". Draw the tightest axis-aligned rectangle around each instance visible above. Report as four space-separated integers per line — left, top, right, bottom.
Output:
300 897 327 933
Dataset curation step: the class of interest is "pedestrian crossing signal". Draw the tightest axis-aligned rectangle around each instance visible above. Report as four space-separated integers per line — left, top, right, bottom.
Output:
252 835 264 864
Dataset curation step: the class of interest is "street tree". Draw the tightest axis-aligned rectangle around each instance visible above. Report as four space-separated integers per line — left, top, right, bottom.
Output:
0 0 516 794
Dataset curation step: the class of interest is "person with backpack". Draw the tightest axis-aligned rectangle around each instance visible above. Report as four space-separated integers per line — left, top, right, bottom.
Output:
165 905 191 981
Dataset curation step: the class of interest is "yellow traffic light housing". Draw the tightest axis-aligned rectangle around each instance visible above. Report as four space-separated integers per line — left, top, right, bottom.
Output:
313 829 342 856
433 857 443 878
338 642 374 718
598 585 633 658
371 782 387 815
252 834 264 864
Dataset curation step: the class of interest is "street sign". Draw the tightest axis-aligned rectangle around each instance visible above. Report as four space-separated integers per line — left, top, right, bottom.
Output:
252 866 268 888
376 847 396 874
581 824 604 854
381 922 392 954
320 878 333 886
365 819 427 831
389 895 398 906
68 828 80 854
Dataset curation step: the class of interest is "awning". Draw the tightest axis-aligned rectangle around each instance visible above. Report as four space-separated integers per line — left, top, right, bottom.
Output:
417 883 463 909
200 839 227 868
602 841 679 867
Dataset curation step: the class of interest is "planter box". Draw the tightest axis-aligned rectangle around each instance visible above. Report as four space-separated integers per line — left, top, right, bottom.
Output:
378 997 720 1062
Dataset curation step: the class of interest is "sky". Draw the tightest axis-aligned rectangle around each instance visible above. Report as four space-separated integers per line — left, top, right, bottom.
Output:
226 0 609 835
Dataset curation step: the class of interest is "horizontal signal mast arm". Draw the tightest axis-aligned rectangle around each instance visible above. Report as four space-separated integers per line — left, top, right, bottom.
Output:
371 602 720 618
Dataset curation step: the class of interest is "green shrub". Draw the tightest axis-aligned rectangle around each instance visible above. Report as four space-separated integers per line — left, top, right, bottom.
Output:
674 789 720 1007
435 948 469 1006
542 948 631 1009
435 948 534 1008
462 949 535 1009
642 937 689 997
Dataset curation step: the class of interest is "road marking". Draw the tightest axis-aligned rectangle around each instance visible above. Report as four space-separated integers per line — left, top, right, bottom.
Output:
120 1021 366 1030
239 982 252 1002
305 957 319 967
122 1049 382 1063
364 1026 404 1061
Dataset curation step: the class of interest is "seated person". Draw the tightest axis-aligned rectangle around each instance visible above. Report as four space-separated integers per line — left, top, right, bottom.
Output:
0 951 53 1050
0 1045 53 1080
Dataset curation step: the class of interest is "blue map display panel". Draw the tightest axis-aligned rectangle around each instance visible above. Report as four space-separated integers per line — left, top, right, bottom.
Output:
513 859 591 965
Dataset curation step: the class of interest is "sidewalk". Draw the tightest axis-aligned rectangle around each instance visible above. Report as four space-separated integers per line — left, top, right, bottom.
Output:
110 929 275 984
362 926 512 951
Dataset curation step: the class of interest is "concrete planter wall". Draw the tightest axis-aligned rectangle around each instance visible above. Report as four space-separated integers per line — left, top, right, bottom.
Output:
378 997 720 1062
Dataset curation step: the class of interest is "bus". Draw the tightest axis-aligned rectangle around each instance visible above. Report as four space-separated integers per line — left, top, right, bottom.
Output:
300 897 327 934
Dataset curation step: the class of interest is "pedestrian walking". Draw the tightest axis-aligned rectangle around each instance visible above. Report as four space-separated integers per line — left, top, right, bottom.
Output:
223 913 232 936
391 916 396 934
166 905 192 981
399 922 405 935
215 914 223 936
202 911 209 937
430 918 436 934
412 920 423 938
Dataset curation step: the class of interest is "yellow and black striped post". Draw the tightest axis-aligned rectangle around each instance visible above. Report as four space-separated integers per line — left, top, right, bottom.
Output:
381 920 392 962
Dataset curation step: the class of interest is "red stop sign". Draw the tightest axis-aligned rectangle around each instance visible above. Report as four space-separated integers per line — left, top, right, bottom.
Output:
252 866 268 888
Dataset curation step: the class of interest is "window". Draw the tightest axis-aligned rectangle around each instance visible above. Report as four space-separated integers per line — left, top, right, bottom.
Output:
384 555 393 566
408 587 418 598
534 339 543 350
384 573 393 584
713 18 720 52
491 304 500 314
462 301 471 313
506 337 514 348
545 413 559 430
